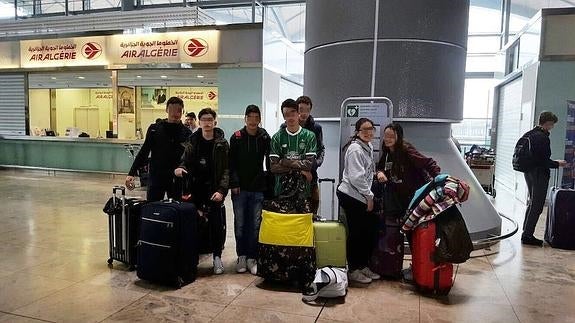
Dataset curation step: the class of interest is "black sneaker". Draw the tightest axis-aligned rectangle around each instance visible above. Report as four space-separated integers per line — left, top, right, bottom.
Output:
521 236 543 247
301 283 319 302
401 267 414 284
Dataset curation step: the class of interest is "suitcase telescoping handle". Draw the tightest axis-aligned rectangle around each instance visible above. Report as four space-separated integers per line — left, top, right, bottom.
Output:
113 185 126 196
554 168 575 189
112 185 126 206
318 178 336 184
318 178 337 221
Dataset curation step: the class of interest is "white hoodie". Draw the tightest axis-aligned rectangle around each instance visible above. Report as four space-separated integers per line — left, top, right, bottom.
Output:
337 139 375 204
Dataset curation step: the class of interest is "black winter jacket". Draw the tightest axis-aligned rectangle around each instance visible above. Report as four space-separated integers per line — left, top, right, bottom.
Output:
129 120 191 177
229 127 271 192
522 126 559 172
179 128 229 196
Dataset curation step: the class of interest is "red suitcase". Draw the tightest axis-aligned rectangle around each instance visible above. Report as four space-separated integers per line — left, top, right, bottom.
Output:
411 220 454 295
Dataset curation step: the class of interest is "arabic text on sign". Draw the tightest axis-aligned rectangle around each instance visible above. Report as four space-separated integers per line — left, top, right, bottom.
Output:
119 40 179 48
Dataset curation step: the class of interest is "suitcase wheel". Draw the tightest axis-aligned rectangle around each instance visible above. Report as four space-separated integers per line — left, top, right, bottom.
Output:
176 276 184 289
107 258 113 265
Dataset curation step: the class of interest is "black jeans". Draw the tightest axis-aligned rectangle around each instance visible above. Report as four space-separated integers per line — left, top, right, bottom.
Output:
523 168 550 239
337 190 378 271
197 199 225 258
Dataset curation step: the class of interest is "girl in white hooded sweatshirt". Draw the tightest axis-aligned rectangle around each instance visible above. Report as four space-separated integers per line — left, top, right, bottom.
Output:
337 118 380 284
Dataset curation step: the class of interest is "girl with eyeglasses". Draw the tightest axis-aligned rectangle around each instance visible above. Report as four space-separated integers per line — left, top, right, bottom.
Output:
337 118 381 284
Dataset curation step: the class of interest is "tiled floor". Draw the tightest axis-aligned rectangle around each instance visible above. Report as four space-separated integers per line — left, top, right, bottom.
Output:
0 169 573 322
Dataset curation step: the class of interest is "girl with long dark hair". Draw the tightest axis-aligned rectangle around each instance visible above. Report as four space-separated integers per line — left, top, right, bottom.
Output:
376 123 441 211
337 118 380 284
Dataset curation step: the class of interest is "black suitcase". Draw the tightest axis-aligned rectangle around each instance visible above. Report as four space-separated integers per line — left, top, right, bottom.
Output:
545 180 575 250
137 200 199 287
369 182 404 279
102 186 146 270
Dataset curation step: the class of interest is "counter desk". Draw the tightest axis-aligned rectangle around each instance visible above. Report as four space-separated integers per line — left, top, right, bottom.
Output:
0 136 144 174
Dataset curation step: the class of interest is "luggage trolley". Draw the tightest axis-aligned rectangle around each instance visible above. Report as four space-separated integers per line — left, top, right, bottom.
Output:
465 145 496 197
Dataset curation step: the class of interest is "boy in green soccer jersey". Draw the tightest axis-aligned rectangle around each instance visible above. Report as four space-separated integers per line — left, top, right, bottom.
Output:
269 98 317 198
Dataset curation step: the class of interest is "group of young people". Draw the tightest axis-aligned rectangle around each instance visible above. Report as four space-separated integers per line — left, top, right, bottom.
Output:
124 92 447 285
125 96 324 275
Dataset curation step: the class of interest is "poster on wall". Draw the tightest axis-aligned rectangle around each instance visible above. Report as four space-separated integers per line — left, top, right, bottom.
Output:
564 100 575 188
169 87 218 114
140 87 168 109
0 41 20 68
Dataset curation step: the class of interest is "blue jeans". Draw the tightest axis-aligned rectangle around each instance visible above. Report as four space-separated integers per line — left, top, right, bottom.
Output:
232 191 264 259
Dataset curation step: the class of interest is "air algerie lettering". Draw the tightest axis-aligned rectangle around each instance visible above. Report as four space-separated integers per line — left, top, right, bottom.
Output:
30 52 77 61
121 48 178 58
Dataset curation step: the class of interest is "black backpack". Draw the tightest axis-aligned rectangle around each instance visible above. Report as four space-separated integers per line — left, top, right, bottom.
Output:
433 206 473 264
512 136 534 173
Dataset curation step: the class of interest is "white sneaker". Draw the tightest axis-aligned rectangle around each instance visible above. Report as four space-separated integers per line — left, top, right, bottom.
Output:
213 256 224 275
236 256 247 273
246 258 257 275
361 267 381 280
349 269 372 284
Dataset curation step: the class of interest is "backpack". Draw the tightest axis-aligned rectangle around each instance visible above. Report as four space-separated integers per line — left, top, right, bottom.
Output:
433 205 473 264
512 136 533 173
313 267 348 298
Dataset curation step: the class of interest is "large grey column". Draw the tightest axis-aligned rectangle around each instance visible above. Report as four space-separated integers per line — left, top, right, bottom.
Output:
305 0 468 120
305 0 503 240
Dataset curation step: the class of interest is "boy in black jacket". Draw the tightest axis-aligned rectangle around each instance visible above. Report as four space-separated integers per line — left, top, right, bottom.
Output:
125 97 191 201
229 105 271 275
296 96 324 214
175 108 229 274
520 111 567 246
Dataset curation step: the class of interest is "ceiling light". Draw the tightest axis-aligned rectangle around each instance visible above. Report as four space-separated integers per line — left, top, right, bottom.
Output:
77 76 85 79
197 75 204 78
160 75 168 79
136 75 142 78
50 77 57 80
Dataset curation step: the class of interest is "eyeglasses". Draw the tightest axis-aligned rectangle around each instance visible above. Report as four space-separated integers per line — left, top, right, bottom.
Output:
358 127 376 133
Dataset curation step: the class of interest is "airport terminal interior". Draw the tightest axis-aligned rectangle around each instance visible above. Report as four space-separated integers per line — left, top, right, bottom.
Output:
0 170 573 322
0 0 574 322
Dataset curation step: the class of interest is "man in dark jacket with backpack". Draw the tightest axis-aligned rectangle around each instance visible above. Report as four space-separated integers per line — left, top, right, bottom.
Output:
229 105 271 275
175 108 229 274
125 97 191 201
515 111 567 246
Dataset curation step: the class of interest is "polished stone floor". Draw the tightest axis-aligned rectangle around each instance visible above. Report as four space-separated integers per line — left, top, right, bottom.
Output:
0 169 573 323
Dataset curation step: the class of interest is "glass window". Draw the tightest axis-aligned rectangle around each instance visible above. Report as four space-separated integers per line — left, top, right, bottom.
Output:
469 0 503 34
517 17 541 68
452 78 497 148
467 35 501 54
204 6 263 24
263 3 305 84
463 78 497 119
28 71 113 138
509 0 539 34
466 54 501 73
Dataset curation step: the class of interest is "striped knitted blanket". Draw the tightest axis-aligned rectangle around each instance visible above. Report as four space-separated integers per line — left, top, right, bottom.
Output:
401 176 470 232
